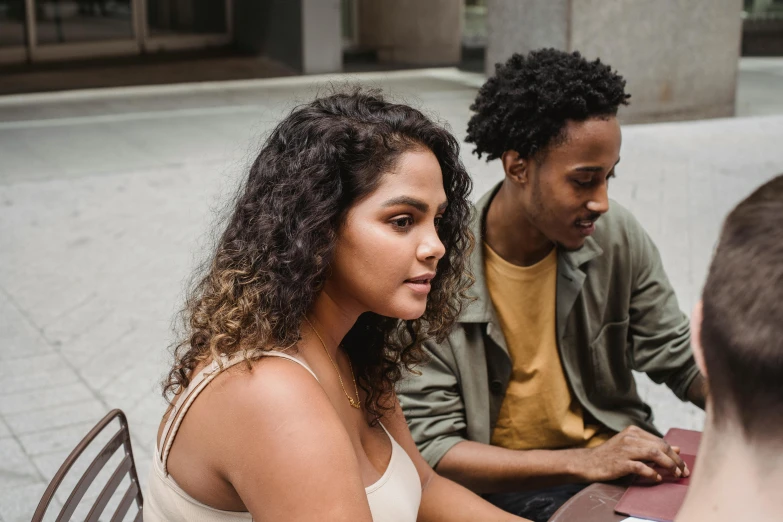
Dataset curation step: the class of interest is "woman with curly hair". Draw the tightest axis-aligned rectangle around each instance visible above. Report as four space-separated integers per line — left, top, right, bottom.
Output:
145 89 528 522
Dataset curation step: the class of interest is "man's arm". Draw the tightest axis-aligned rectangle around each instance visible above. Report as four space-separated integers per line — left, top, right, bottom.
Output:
625 214 704 407
399 337 587 492
436 426 689 494
397 336 469 468
436 440 581 492
401 332 690 493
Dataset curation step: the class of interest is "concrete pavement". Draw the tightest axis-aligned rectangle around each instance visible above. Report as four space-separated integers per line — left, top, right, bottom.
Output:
1 60 783 521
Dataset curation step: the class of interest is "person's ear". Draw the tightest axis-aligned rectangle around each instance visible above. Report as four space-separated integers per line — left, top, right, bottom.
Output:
691 300 708 379
501 150 530 186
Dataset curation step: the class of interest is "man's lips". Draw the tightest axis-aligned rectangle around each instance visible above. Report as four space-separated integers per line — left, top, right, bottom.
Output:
575 217 598 236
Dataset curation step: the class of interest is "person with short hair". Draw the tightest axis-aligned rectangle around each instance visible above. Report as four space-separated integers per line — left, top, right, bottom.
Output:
399 49 706 522
676 174 783 522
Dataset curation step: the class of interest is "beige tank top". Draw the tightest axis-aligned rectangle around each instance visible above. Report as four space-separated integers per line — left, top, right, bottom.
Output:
144 349 422 521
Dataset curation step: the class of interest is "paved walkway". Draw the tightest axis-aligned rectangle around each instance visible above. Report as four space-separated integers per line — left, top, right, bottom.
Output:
1 60 783 521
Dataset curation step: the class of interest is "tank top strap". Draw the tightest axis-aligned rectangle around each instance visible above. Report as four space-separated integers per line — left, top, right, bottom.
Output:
257 350 319 381
158 349 318 473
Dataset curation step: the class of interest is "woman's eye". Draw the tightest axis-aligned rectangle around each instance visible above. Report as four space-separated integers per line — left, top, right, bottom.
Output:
434 216 443 229
391 216 414 229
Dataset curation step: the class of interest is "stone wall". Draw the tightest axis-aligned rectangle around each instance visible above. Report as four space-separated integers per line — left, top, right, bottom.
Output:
486 0 744 122
358 0 463 65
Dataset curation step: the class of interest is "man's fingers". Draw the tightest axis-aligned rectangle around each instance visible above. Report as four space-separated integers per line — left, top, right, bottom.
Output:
647 448 685 477
659 442 688 474
629 460 661 482
623 434 688 476
621 442 685 477
623 428 682 458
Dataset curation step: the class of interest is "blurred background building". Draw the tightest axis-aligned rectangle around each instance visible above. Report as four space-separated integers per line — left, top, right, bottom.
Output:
0 0 780 120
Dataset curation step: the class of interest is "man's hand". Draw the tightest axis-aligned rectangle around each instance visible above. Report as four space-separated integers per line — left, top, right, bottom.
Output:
572 426 689 483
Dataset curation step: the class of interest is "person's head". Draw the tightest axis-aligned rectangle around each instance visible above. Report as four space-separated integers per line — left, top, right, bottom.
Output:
466 48 630 250
691 174 783 448
165 89 473 421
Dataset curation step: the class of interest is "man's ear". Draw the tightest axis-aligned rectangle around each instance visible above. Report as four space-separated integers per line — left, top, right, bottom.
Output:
691 300 708 379
501 150 529 186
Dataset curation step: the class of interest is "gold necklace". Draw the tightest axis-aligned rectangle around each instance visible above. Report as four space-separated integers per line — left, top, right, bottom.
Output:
304 317 361 409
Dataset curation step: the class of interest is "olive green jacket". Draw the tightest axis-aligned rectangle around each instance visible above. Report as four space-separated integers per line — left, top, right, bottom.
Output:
398 184 701 468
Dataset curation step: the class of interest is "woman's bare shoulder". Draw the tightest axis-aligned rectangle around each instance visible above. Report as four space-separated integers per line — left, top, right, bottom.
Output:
208 353 332 423
203 355 372 519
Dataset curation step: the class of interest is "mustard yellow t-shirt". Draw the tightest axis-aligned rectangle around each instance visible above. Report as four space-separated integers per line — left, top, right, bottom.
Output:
485 243 610 450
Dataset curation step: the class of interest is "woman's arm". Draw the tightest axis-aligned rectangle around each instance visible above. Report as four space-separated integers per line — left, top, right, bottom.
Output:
382 394 531 522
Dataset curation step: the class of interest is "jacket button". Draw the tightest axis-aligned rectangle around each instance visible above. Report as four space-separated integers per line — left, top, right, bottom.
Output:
490 380 504 395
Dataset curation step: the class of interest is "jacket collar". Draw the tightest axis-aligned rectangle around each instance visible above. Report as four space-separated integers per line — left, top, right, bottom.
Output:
459 182 603 324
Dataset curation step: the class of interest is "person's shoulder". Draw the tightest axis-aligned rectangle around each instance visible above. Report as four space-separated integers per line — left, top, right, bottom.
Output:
219 354 332 419
204 355 371 519
196 353 345 453
211 354 355 467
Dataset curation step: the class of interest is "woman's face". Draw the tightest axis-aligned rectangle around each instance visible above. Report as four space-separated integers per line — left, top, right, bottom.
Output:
326 148 448 321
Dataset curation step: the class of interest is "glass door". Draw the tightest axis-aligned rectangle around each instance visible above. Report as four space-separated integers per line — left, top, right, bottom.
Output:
147 0 225 36
0 0 28 62
34 0 135 44
2 0 231 63
28 0 141 60
142 0 231 52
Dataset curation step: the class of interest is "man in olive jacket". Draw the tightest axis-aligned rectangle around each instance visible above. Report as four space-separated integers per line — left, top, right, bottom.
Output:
398 49 706 522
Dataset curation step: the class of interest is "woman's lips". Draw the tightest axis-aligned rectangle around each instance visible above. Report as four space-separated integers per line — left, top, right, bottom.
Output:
404 281 432 294
404 275 433 294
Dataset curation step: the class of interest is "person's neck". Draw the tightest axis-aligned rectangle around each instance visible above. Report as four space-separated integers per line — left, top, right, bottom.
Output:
677 421 783 522
484 180 555 267
304 288 359 359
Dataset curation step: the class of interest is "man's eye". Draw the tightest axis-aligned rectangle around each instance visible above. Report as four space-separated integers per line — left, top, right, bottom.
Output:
392 217 414 229
573 179 592 188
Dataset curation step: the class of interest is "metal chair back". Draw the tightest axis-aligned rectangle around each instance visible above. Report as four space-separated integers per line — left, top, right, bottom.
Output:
31 408 143 522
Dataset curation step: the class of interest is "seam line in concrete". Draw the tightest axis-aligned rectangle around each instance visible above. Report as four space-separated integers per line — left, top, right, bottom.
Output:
0 104 268 130
1 396 101 418
0 156 230 188
0 286 112 437
0 67 484 107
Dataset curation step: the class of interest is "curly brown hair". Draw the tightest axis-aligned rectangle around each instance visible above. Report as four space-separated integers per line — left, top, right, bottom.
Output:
164 88 473 421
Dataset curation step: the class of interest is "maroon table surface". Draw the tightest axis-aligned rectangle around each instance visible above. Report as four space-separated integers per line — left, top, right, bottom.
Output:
547 483 628 522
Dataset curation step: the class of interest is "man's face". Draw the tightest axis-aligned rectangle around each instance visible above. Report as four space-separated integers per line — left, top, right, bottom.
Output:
521 117 622 251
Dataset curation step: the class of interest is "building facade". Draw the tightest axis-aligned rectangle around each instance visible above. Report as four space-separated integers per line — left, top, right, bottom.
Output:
0 0 233 64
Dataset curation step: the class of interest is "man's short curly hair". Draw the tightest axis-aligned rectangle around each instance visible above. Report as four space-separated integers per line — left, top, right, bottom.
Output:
466 48 631 162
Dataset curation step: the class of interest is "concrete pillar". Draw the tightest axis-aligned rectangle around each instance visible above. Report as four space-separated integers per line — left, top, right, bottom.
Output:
486 0 744 122
358 0 463 65
234 0 342 74
302 0 343 74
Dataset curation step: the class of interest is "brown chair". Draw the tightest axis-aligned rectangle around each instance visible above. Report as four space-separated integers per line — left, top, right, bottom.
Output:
31 409 143 522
